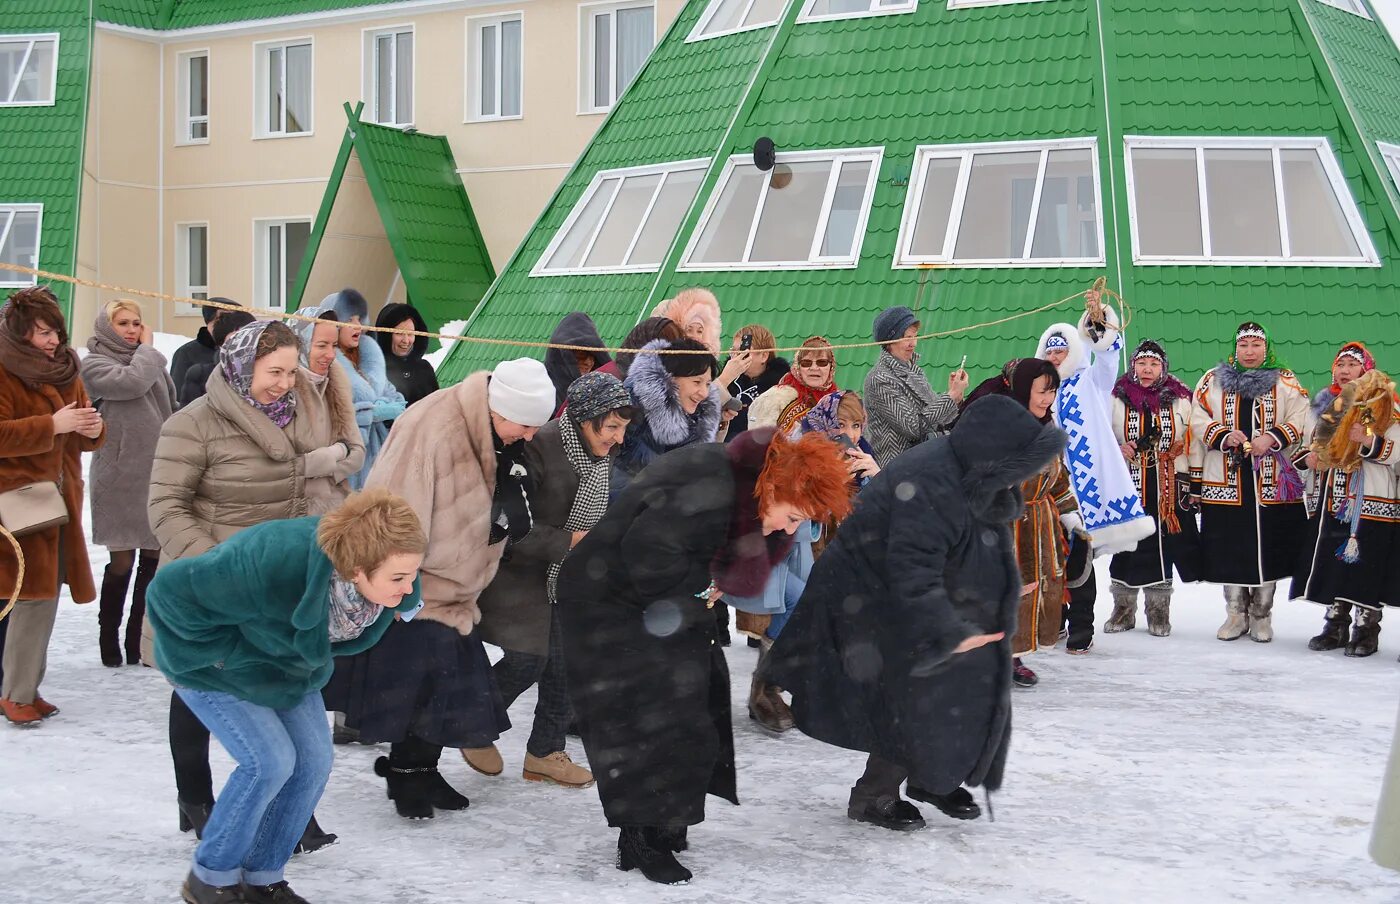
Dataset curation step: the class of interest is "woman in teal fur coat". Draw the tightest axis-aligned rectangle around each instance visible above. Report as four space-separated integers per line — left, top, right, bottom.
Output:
147 490 424 904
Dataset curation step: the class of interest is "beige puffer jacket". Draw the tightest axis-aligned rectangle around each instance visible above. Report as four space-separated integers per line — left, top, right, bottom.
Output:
142 363 362 663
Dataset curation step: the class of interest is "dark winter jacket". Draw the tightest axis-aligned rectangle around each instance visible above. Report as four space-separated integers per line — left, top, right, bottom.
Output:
768 395 1067 795
170 327 216 407
544 312 611 412
374 302 439 410
178 358 217 409
725 355 789 439
146 515 420 709
614 339 721 497
557 440 747 828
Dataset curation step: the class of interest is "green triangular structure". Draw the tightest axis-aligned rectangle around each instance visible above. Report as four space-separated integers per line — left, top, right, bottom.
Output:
292 104 495 340
440 0 1400 391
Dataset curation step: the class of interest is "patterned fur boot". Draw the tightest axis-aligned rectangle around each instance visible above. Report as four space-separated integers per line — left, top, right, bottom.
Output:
1308 602 1352 652
1217 586 1250 641
1248 583 1276 643
1144 584 1172 637
1104 584 1138 633
1346 607 1382 658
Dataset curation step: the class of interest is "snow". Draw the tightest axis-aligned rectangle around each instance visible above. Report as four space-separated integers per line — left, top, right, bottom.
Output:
425 320 468 372
2 484 1399 903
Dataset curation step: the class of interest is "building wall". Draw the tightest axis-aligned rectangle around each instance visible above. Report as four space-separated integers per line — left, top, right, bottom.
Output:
81 0 685 340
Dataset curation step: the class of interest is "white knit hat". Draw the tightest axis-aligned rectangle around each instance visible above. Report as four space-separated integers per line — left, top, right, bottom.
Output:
489 358 556 427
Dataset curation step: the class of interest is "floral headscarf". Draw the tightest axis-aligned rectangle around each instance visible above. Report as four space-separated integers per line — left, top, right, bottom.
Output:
220 320 297 428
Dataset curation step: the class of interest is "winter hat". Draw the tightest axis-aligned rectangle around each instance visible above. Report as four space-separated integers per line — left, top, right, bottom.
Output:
489 357 556 427
1043 332 1070 351
567 371 633 423
202 297 238 324
320 288 370 324
873 306 918 345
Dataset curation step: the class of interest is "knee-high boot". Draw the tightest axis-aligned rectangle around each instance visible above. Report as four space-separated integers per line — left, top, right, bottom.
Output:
126 555 158 666
1104 584 1138 633
1248 583 1276 643
1217 586 1250 641
1144 583 1173 637
97 565 133 667
1346 607 1382 658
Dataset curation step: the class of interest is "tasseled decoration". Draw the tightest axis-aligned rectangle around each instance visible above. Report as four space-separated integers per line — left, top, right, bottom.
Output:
1333 470 1364 565
1158 439 1185 535
1272 451 1306 502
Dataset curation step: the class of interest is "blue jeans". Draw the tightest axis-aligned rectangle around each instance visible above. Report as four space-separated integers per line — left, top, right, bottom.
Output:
765 569 807 640
175 688 333 887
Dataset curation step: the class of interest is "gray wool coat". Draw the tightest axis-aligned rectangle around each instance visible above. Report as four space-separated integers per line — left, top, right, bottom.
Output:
82 337 177 550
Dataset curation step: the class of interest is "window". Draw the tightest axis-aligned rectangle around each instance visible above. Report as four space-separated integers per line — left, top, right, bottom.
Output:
894 138 1102 267
364 26 413 127
948 0 1055 8
1378 142 1400 194
1316 0 1371 18
0 205 41 287
681 147 883 270
176 223 208 316
0 34 58 106
535 159 708 274
255 219 312 311
1124 136 1377 265
468 13 523 121
799 0 917 22
178 51 209 144
580 2 654 113
688 0 787 41
255 39 313 137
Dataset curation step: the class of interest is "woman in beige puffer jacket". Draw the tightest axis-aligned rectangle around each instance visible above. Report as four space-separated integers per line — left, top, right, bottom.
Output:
144 319 362 844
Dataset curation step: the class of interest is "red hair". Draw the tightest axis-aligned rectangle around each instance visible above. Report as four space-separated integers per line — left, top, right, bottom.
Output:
756 431 854 523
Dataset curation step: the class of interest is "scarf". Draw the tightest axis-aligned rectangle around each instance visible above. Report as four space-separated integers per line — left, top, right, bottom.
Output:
219 321 297 428
0 315 80 390
489 427 533 547
775 371 837 435
86 312 139 366
710 430 798 596
327 576 383 643
1111 372 1191 411
1327 341 1376 398
548 418 612 603
963 358 1060 425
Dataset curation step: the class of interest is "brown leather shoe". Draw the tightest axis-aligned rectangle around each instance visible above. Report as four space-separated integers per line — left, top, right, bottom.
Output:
523 751 595 788
748 677 794 733
0 698 42 725
31 697 58 718
735 610 772 642
460 744 504 776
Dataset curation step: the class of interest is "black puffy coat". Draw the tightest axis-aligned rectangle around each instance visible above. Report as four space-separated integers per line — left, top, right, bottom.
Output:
170 327 216 408
557 441 743 829
768 395 1067 794
374 303 439 409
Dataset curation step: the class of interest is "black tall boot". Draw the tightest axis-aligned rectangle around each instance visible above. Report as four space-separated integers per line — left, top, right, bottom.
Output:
97 565 132 667
127 554 158 666
1308 602 1352 652
617 827 692 884
1346 607 1382 658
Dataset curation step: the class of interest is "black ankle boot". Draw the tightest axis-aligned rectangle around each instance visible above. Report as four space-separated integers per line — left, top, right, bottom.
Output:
126 555 158 665
1346 609 1381 658
177 798 213 839
180 872 242 903
906 784 983 820
1308 603 1352 652
375 756 434 819
617 827 692 884
293 815 337 854
98 565 132 667
239 880 312 904
425 770 470 810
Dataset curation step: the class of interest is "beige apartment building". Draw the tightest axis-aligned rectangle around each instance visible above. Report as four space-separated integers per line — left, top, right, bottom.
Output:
69 0 684 339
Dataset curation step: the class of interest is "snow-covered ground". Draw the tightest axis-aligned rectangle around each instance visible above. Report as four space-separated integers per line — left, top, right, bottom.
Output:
2 491 1398 902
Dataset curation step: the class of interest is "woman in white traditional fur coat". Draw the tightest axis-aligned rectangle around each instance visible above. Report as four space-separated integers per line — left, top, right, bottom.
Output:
323 358 557 819
1189 321 1309 644
317 289 405 489
1291 341 1400 658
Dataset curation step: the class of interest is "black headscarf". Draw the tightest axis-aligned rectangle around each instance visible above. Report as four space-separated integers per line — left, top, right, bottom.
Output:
961 358 1061 425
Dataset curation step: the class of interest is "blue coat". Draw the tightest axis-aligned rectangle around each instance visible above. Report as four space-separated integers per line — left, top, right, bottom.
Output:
725 520 820 616
337 337 405 489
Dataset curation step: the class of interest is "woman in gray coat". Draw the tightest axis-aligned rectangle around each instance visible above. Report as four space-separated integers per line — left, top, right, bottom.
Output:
81 300 176 667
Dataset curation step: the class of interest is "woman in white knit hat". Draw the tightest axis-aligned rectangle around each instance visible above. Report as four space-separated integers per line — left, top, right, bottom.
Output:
323 357 557 819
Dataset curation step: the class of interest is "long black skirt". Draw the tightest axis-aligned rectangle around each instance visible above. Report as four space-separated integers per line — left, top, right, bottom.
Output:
1292 483 1400 609
1199 465 1306 586
323 618 509 748
1110 467 1203 588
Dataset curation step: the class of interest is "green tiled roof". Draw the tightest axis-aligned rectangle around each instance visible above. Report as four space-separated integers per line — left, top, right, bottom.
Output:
95 1 410 29
441 0 1400 393
93 1 167 29
293 106 495 340
0 2 92 315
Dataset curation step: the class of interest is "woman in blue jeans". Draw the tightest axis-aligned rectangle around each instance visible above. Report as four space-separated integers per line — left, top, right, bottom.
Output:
146 490 424 904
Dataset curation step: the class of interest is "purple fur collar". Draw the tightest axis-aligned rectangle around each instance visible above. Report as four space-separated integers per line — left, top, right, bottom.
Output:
1112 372 1191 410
1214 362 1281 399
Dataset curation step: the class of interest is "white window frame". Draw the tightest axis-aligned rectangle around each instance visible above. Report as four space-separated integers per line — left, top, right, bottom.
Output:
948 0 1055 8
578 0 656 115
0 34 59 107
253 37 314 139
1377 141 1400 195
175 222 209 317
1315 0 1372 19
533 157 710 276
0 204 42 288
362 24 414 128
687 0 788 42
466 12 525 123
892 137 1104 269
679 146 885 272
799 0 917 24
1123 135 1379 267
253 218 314 312
176 49 210 146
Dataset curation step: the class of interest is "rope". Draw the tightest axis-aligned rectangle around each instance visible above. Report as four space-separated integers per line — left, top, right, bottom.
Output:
0 262 1130 357
0 523 22 625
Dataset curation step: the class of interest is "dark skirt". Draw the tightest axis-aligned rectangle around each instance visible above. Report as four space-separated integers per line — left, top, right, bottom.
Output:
1199 465 1306 586
1292 483 1400 609
322 618 509 748
1110 467 1203 588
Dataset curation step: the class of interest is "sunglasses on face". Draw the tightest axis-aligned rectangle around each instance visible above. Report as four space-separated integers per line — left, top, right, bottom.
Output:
798 357 833 368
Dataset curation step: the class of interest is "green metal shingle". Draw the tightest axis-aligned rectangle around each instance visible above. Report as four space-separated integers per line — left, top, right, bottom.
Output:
0 2 92 315
93 1 167 29
163 0 395 29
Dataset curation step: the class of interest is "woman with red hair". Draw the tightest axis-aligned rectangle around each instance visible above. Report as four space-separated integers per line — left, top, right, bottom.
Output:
557 428 852 885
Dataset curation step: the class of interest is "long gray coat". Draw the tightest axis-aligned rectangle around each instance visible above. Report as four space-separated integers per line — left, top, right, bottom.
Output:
82 331 177 550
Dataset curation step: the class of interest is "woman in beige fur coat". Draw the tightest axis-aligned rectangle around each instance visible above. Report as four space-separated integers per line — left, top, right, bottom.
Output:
325 358 558 820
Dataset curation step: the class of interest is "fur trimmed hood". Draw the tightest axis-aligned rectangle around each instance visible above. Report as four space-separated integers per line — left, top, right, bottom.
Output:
950 395 1068 524
1036 322 1087 380
624 338 722 447
652 288 722 356
1213 361 1283 400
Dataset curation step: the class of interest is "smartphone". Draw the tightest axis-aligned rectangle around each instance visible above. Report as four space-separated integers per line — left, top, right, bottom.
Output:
740 332 753 352
832 434 856 450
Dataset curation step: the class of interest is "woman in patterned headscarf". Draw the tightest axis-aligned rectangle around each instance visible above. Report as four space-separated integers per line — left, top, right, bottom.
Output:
747 336 839 435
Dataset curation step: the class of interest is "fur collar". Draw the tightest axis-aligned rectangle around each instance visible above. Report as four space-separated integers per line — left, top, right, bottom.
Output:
337 333 392 400
1214 361 1281 399
1036 322 1087 380
1112 372 1192 410
1312 386 1338 417
624 339 722 447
